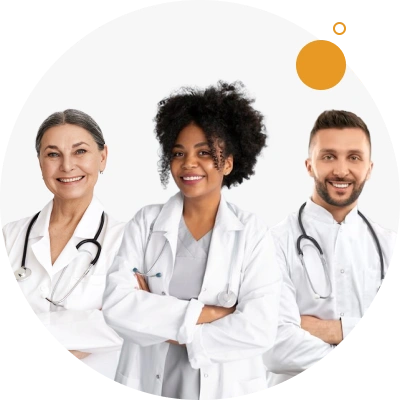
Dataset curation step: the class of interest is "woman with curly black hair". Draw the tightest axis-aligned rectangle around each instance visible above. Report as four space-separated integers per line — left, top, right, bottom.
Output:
103 81 281 399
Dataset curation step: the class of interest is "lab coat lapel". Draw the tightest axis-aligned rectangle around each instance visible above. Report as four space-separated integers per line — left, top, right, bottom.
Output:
146 193 183 288
200 197 244 302
30 199 53 276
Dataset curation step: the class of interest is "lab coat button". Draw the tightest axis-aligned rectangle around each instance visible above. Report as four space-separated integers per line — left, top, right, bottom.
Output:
340 269 345 273
340 312 344 316
204 373 208 378
156 374 161 380
202 288 207 292
161 291 166 295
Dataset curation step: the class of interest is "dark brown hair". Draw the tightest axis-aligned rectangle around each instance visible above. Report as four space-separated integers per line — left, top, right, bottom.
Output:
309 110 371 150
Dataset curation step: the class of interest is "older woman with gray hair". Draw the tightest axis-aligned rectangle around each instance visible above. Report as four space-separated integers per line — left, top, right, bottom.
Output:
3 109 124 379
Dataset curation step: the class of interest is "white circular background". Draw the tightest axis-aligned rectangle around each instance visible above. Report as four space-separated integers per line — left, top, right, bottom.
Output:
1 1 399 400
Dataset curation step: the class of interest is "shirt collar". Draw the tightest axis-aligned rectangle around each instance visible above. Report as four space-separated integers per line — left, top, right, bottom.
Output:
29 196 104 239
304 198 359 225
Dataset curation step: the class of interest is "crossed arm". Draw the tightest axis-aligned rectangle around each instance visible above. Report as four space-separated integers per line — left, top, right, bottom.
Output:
300 315 343 345
135 273 235 347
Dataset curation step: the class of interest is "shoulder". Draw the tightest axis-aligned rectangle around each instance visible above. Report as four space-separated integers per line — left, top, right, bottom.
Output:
128 203 164 227
363 217 397 245
2 215 35 251
226 201 268 225
226 201 268 235
269 211 299 241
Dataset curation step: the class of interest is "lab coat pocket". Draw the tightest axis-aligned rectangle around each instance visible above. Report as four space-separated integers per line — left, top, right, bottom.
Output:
65 274 107 310
233 376 267 396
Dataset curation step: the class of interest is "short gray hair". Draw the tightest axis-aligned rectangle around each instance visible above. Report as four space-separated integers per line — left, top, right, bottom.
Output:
36 109 105 155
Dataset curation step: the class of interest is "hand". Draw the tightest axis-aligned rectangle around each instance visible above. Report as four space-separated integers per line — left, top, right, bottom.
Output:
69 350 91 360
136 273 150 292
301 315 343 345
166 339 185 346
197 305 236 324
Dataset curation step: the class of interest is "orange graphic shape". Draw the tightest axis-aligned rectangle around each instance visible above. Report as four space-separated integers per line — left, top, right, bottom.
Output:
296 40 346 90
332 22 400 88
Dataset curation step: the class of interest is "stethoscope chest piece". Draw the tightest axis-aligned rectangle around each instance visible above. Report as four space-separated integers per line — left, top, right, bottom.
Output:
15 267 32 282
217 290 237 308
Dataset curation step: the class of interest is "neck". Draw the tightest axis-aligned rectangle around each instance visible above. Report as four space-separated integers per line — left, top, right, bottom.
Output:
183 192 221 222
50 194 93 225
311 192 356 223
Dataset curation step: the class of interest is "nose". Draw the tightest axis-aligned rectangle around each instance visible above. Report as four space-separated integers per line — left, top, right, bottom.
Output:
332 159 349 178
60 155 75 172
182 153 198 169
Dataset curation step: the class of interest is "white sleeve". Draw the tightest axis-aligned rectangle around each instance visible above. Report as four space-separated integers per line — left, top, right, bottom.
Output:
36 309 123 353
102 210 204 347
0 226 7 257
263 235 333 376
186 231 282 369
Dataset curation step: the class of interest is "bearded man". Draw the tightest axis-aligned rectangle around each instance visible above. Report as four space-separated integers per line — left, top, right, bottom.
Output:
263 110 396 387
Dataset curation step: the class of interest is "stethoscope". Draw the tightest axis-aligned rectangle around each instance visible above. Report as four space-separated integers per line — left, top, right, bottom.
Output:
297 202 384 299
14 211 105 307
133 219 237 308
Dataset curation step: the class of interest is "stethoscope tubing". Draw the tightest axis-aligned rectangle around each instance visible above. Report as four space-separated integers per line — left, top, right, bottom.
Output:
134 216 237 307
297 202 384 299
19 210 105 306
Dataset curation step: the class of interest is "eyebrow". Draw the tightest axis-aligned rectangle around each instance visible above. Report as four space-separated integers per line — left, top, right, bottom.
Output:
319 148 365 154
172 141 209 149
44 142 90 151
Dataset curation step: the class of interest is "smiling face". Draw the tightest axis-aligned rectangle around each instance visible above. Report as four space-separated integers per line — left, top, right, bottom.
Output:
38 124 107 203
306 127 373 212
170 124 233 202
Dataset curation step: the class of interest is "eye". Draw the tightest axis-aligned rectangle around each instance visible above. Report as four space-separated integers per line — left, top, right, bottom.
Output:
75 149 87 155
172 151 184 158
199 150 211 156
322 154 334 161
349 155 361 161
47 152 59 158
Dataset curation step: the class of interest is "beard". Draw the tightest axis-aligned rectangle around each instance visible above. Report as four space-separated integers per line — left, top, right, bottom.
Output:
314 177 367 208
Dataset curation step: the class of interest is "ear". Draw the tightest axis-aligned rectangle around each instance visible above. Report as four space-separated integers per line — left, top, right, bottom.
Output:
223 154 233 176
305 158 314 177
366 160 373 181
100 145 108 171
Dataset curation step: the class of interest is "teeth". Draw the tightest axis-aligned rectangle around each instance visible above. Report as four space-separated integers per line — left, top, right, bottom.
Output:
332 183 349 188
182 176 203 181
59 176 83 183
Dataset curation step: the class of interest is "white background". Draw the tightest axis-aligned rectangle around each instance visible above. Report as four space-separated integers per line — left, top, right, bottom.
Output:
0 0 400 399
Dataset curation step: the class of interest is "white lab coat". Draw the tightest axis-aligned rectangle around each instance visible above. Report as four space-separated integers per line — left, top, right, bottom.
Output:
102 192 282 399
263 199 397 387
3 197 125 379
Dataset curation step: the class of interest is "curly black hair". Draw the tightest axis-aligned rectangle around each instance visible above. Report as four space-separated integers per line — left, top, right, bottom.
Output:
154 81 267 188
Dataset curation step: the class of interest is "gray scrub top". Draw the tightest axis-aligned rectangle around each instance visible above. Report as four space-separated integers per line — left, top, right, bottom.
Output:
161 217 212 400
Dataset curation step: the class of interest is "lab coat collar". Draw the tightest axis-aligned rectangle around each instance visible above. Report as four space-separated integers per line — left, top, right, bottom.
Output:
30 196 105 276
152 192 244 233
305 198 359 224
73 196 105 239
29 196 105 239
29 199 53 239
